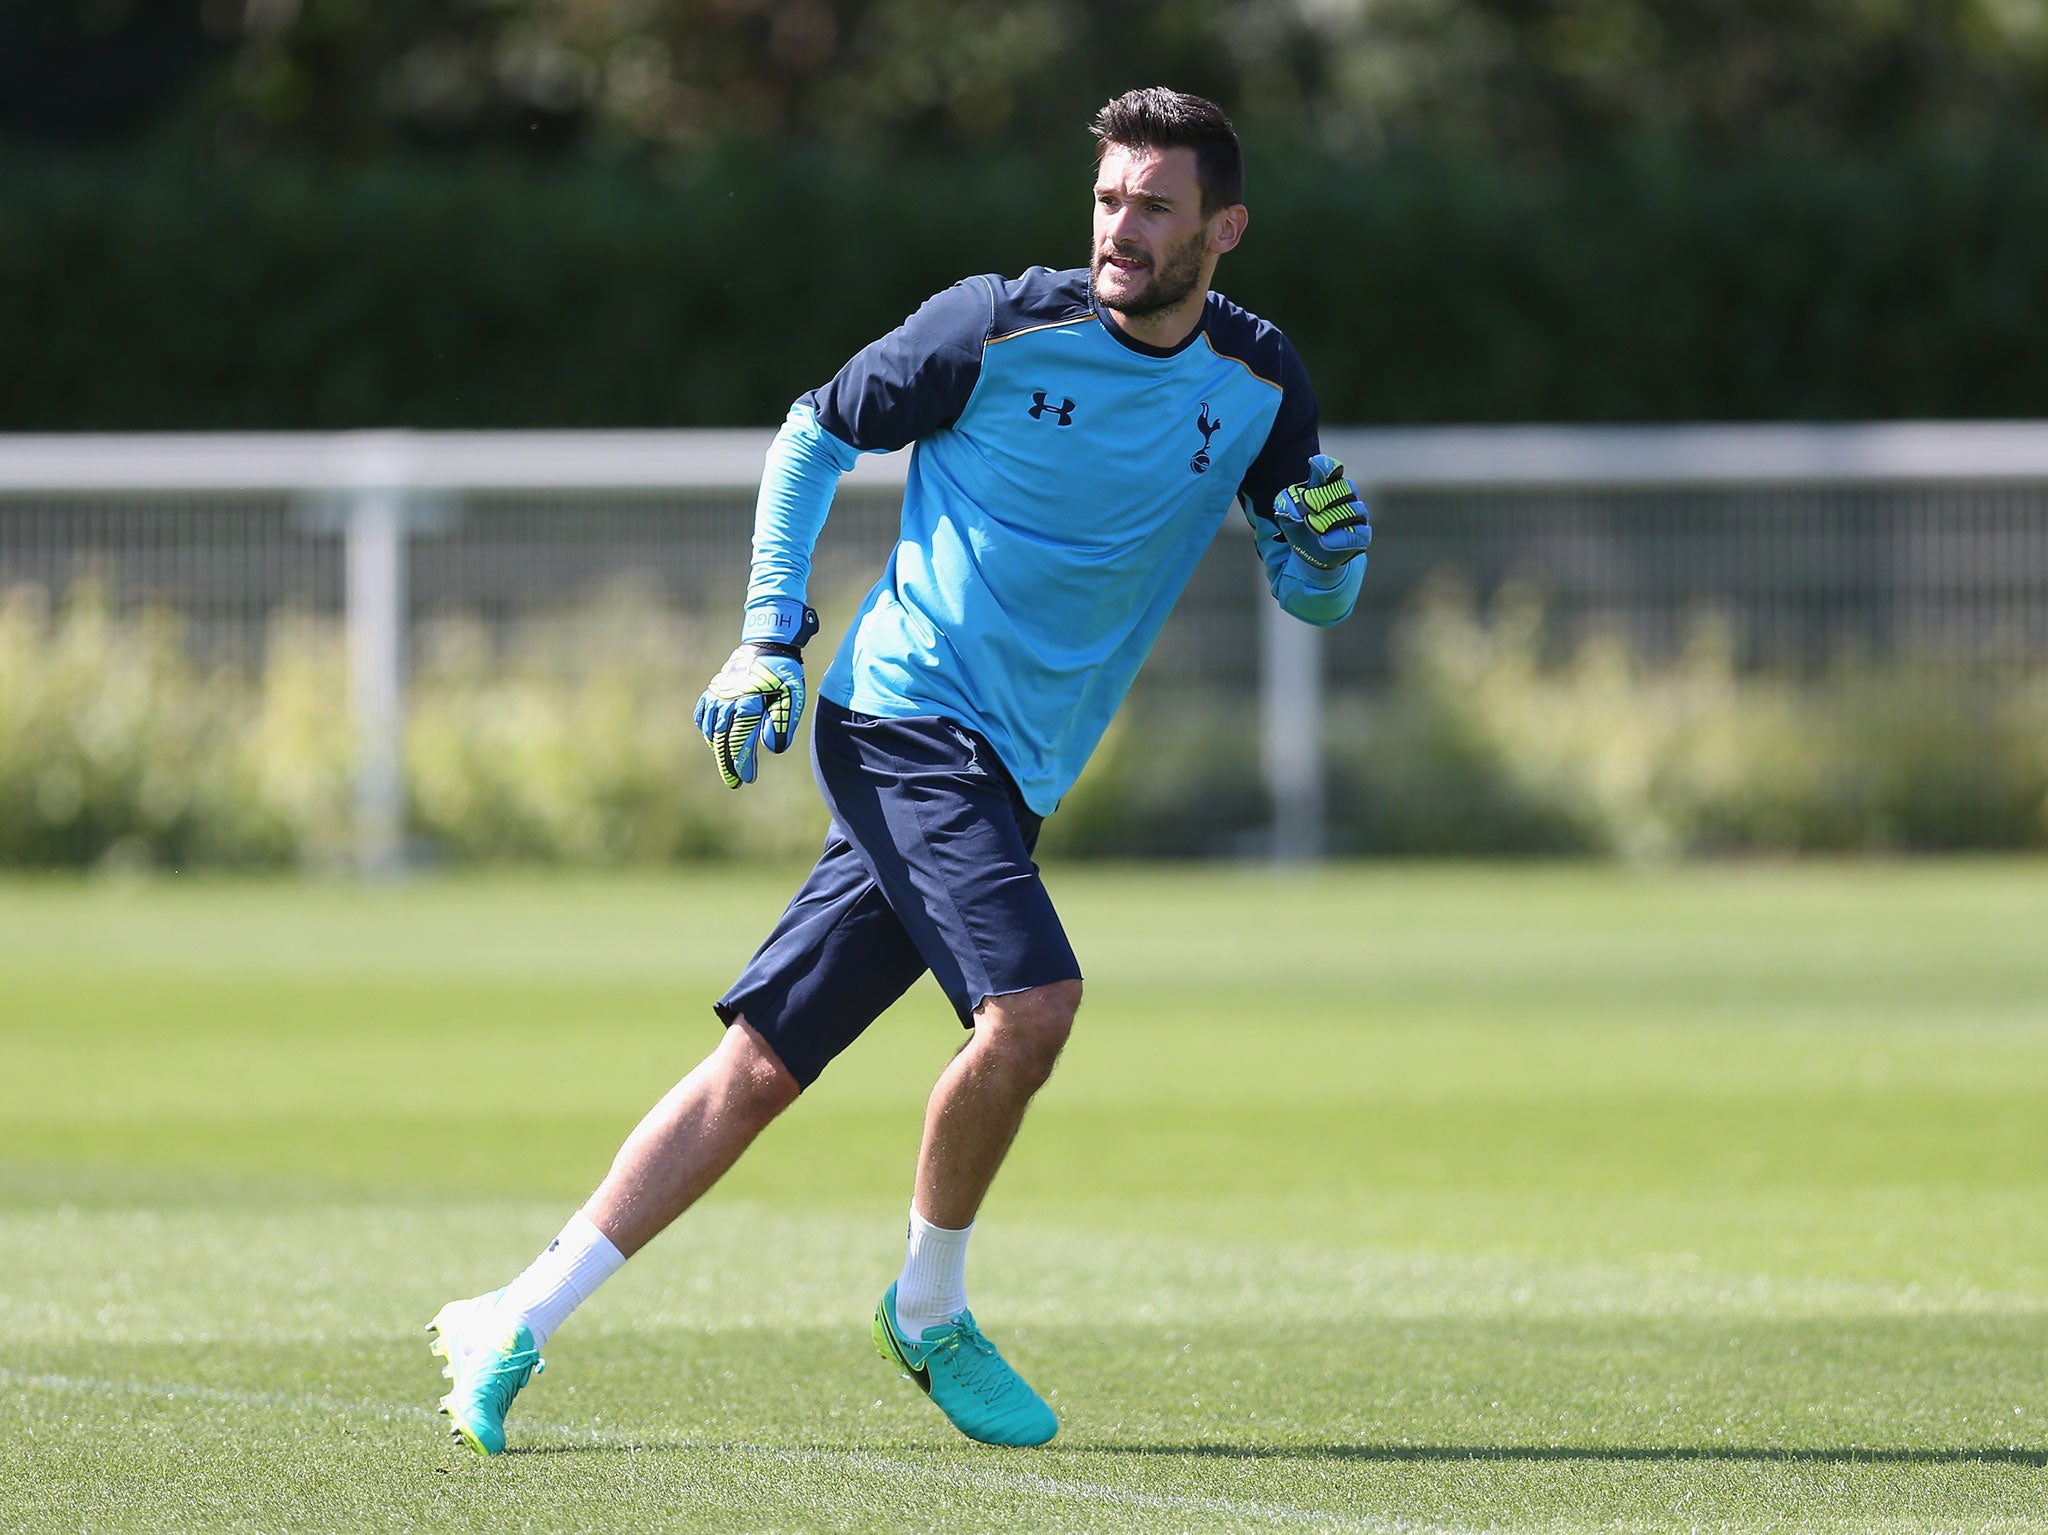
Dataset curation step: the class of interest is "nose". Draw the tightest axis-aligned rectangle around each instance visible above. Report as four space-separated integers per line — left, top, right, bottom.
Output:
1101 200 1141 245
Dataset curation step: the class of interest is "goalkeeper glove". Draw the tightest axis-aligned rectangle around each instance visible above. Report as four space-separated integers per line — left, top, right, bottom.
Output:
694 600 820 789
1273 455 1371 570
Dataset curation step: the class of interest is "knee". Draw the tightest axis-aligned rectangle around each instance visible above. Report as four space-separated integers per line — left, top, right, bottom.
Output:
978 978 1082 1075
718 1019 803 1124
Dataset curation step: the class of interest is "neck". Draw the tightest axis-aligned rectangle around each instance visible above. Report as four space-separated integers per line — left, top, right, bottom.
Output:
1100 290 1208 350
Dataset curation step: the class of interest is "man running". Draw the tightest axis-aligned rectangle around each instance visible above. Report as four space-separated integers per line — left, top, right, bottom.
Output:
427 84 1370 1455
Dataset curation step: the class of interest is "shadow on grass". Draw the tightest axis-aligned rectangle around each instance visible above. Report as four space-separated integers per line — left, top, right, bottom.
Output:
503 1440 2048 1467
1091 1443 2048 1467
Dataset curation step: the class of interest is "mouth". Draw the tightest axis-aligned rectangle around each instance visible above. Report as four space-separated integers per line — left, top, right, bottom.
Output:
1100 251 1148 275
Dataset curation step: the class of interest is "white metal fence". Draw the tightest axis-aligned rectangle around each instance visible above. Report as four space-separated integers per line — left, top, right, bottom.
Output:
4 423 2047 868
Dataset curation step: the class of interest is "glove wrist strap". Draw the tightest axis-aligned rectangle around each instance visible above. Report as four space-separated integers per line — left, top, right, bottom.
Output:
741 599 820 651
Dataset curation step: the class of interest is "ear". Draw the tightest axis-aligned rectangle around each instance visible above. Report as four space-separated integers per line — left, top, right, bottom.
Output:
1207 203 1248 256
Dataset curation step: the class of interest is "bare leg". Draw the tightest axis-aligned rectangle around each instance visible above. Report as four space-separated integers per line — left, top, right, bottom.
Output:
913 980 1081 1229
582 1019 800 1257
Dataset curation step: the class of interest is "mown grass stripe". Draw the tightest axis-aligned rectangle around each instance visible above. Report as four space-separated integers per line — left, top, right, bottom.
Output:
1 1367 1460 1533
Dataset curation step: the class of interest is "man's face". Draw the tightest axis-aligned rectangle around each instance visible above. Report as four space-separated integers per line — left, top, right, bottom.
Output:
1090 143 1220 322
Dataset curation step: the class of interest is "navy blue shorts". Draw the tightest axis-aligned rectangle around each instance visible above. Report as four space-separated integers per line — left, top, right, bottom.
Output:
714 699 1082 1087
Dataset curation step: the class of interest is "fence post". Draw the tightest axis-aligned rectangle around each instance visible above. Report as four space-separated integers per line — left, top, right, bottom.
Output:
342 434 414 877
1259 584 1325 860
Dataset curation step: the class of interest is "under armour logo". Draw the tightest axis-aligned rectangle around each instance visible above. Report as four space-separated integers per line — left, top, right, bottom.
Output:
1190 401 1223 473
1028 391 1076 427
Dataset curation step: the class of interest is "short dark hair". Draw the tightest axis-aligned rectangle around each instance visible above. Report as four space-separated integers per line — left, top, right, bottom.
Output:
1091 88 1243 217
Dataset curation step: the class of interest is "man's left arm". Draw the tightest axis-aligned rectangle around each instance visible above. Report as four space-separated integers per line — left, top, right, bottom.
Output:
1237 344 1368 628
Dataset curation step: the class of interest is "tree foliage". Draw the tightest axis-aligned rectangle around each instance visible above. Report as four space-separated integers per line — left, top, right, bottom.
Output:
6 1 2048 431
6 140 2046 428
5 0 2048 160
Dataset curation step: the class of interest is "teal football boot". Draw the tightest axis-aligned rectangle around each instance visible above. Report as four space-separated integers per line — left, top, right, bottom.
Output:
872 1282 1056 1447
426 1289 544 1455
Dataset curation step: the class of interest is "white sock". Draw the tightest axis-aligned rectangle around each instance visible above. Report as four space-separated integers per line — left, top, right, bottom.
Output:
498 1210 626 1350
893 1205 972 1342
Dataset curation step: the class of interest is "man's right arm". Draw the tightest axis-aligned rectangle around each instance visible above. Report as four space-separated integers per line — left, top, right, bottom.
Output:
701 278 995 786
742 278 994 632
742 404 863 644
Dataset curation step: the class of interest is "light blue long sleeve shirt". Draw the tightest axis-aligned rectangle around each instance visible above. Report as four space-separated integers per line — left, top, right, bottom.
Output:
744 267 1364 815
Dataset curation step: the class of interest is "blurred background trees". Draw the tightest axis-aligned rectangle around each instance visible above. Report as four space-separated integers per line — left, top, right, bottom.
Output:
12 0 2048 160
6 1 2048 867
4 0 2048 425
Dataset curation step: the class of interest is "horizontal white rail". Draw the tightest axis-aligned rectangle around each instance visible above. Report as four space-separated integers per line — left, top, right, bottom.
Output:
1325 422 2048 489
4 422 2048 495
7 422 2045 872
0 430 897 491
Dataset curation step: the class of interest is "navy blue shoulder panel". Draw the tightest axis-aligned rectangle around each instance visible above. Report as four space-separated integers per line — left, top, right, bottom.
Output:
987 266 1096 339
801 279 991 451
802 269 1096 451
1206 292 1320 519
803 270 1319 506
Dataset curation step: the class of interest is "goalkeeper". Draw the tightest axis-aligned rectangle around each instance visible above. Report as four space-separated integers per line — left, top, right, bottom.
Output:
427 85 1370 1456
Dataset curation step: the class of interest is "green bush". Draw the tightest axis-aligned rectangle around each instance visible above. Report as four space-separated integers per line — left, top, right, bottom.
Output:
1 586 366 868
1037 698 1267 861
1332 578 2048 859
0 582 825 869
406 588 824 863
6 141 2048 429
3 579 2044 867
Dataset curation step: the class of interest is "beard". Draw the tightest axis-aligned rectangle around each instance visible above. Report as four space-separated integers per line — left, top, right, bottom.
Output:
1091 226 1209 321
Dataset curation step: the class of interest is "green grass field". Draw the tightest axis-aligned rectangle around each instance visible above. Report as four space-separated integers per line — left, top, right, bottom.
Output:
2 862 2045 1532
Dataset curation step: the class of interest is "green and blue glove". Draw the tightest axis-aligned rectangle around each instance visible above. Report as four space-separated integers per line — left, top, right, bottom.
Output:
694 600 820 789
1273 455 1371 570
